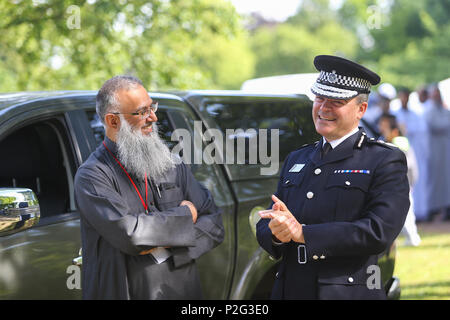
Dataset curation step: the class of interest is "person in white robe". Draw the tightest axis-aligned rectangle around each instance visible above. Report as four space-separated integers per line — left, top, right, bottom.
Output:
393 88 430 221
423 85 450 220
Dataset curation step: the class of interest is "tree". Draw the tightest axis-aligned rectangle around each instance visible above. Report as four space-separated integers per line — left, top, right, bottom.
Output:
0 0 242 91
193 30 255 89
250 0 358 78
339 0 450 87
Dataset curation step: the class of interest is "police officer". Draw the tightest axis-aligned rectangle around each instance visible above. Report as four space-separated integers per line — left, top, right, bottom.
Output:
256 55 410 300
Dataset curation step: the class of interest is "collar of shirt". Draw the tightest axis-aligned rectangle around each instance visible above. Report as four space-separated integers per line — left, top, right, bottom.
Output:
322 127 360 150
104 136 118 154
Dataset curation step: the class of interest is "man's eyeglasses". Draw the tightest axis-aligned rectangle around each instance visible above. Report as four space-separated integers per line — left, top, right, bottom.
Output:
112 101 158 120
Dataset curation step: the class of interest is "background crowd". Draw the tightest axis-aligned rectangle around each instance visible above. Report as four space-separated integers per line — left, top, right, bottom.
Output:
364 83 450 232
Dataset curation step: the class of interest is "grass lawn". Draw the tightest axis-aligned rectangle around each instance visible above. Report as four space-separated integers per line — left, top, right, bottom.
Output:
394 228 450 300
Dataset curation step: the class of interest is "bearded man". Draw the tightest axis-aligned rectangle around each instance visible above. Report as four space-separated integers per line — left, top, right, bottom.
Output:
74 75 224 300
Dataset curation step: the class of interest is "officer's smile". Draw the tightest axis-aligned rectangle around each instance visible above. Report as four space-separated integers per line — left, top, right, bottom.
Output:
318 114 336 122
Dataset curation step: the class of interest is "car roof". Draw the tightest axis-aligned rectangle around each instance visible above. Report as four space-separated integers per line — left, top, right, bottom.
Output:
240 73 319 101
0 91 94 111
0 90 184 112
171 89 306 100
0 90 310 116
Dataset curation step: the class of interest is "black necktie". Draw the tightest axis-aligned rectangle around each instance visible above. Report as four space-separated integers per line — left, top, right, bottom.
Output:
321 142 332 159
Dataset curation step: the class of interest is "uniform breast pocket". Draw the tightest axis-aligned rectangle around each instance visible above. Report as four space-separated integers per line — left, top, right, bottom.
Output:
280 172 306 200
157 182 184 211
325 174 371 221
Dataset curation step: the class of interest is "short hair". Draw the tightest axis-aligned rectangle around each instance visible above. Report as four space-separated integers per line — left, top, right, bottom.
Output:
96 75 144 124
398 87 411 95
379 113 401 132
356 93 369 105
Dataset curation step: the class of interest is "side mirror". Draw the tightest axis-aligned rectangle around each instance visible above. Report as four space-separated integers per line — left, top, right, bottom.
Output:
0 188 40 236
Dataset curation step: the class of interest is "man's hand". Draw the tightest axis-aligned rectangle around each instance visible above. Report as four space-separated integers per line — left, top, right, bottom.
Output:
259 195 305 243
139 247 170 255
139 248 158 255
180 200 198 223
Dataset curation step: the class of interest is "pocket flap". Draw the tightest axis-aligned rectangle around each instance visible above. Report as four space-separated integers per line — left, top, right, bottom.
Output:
318 274 365 285
326 173 371 192
281 172 306 188
318 262 369 285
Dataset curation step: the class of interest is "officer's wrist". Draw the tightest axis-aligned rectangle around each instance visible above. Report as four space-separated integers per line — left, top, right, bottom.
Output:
271 235 284 246
293 224 306 244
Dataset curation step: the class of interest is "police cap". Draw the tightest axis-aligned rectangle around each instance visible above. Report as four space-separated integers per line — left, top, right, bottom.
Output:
311 55 381 100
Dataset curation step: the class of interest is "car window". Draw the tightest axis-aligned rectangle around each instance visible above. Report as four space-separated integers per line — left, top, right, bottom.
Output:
0 119 76 218
86 111 104 146
202 99 319 163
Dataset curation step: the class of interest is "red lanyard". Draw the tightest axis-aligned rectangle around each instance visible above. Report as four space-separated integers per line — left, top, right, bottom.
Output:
103 141 149 214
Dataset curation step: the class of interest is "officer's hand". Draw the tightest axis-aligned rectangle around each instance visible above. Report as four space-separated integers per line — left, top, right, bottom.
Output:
259 195 305 243
139 248 157 255
180 200 197 223
269 213 294 243
271 194 289 212
258 210 286 242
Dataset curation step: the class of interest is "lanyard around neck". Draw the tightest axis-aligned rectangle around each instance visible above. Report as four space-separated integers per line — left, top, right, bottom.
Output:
103 141 149 214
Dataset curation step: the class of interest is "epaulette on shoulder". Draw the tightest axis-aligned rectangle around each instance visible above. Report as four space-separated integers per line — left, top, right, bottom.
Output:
366 137 397 149
299 141 319 150
290 141 318 156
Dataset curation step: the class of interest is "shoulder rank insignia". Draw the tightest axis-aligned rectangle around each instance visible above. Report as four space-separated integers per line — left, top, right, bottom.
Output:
299 141 319 149
355 132 367 149
366 137 397 149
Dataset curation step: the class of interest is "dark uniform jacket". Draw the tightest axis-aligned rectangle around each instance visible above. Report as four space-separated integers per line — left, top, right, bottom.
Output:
74 137 224 299
256 128 409 300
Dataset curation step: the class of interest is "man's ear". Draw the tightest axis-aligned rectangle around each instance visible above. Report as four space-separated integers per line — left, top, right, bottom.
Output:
105 113 120 130
357 101 368 119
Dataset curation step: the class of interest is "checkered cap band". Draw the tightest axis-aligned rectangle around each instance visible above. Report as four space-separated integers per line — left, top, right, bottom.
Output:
311 82 359 100
317 70 372 92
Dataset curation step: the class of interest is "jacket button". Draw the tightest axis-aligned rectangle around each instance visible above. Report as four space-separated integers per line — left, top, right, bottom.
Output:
314 168 321 175
313 255 319 260
348 277 354 283
307 191 314 199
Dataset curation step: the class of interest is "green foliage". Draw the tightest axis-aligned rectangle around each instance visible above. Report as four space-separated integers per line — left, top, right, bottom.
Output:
193 31 255 89
1 0 448 92
248 0 449 89
250 0 359 78
339 0 450 88
396 231 450 300
0 0 245 91
251 23 358 77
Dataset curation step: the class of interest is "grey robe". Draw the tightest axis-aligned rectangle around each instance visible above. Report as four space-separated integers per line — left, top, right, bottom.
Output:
74 137 224 300
393 107 429 219
424 102 450 212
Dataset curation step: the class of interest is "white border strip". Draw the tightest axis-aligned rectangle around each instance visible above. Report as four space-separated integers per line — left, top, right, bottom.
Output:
311 82 358 99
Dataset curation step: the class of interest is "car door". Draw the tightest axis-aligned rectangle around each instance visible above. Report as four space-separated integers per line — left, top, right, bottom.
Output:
188 94 319 298
0 103 86 299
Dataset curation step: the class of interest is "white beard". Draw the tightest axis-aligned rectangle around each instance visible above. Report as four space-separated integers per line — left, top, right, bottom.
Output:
116 117 176 181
